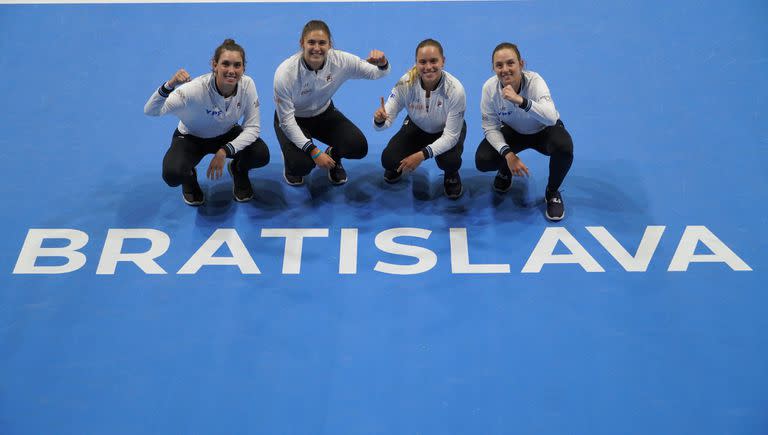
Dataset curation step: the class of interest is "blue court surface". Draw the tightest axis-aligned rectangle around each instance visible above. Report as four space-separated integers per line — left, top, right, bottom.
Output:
1 0 767 433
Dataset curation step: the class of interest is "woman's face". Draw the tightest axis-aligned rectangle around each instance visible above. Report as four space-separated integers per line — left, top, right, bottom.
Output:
301 30 330 69
493 48 524 87
415 45 445 88
212 49 244 90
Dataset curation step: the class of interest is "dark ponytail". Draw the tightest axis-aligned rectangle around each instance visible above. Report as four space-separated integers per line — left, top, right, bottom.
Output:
213 38 246 66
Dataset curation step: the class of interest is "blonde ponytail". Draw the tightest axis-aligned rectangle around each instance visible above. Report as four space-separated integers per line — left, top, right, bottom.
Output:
406 65 419 85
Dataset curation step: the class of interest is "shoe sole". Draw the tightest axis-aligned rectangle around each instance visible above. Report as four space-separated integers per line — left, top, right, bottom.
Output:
328 171 348 185
545 210 565 221
232 194 253 203
445 185 464 200
283 171 305 186
182 167 204 206
493 185 512 193
182 193 204 206
228 162 253 202
384 173 401 184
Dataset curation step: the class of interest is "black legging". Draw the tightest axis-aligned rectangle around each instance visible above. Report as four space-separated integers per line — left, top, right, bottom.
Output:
274 102 368 177
475 119 573 191
381 118 466 174
162 125 270 187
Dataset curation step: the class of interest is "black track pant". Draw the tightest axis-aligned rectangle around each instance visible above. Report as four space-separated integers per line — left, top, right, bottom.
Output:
274 102 368 177
475 119 573 191
381 118 466 175
162 125 270 187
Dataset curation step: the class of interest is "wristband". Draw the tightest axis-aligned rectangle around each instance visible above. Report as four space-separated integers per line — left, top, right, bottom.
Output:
221 143 235 158
302 141 316 153
159 83 173 98
311 149 322 160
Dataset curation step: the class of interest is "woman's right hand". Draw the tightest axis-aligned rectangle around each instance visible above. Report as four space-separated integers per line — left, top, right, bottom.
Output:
314 151 336 169
505 152 530 177
374 96 387 123
166 68 191 89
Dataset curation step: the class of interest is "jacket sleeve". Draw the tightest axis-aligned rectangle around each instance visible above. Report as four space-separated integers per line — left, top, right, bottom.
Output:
339 50 391 80
227 81 261 154
518 75 558 126
480 85 508 155
424 83 466 157
274 71 313 151
144 82 186 116
373 82 406 131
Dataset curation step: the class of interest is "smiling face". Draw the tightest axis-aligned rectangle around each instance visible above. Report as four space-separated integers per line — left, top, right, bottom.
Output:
493 47 524 89
301 29 331 70
212 49 244 94
415 45 445 89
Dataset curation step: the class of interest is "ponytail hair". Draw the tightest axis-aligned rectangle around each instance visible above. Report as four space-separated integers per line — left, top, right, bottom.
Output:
212 38 246 66
405 65 419 86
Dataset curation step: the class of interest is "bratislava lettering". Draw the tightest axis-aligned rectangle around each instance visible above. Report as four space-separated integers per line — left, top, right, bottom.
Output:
12 226 752 275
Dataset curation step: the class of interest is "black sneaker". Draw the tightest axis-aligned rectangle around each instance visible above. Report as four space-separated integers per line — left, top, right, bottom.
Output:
182 168 204 206
328 161 348 185
325 147 348 185
444 172 463 199
493 171 512 193
228 160 253 202
283 169 304 186
383 169 401 184
545 189 565 221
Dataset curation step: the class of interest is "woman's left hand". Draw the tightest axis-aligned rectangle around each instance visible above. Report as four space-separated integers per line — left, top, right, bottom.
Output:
397 151 425 174
207 149 227 180
367 50 388 67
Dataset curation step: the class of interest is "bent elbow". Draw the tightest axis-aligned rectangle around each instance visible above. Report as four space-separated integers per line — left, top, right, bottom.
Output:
143 105 159 116
540 108 558 126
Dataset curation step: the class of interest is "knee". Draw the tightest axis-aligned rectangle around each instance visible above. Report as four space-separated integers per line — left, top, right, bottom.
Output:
333 125 368 160
549 126 574 157
162 164 186 187
551 139 573 163
257 147 271 167
475 156 491 172
242 141 271 169
345 135 368 160
554 132 573 152
474 148 498 172
380 146 399 170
